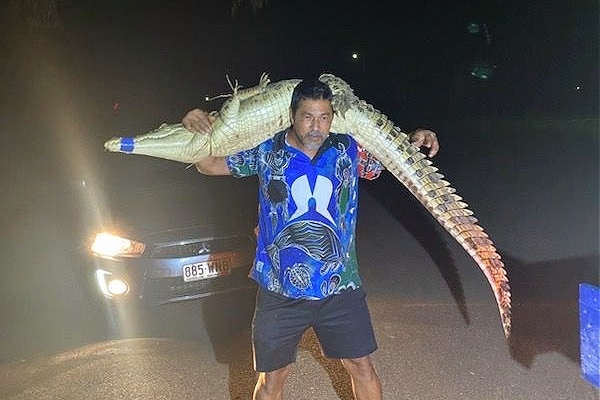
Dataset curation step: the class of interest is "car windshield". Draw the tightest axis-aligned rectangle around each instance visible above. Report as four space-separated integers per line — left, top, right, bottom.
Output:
97 153 257 234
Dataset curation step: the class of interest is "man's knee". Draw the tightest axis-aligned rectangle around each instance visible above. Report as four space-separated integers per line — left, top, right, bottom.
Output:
255 365 293 396
341 356 378 381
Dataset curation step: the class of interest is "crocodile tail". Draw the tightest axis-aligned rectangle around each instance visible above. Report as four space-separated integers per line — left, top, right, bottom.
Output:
344 100 512 338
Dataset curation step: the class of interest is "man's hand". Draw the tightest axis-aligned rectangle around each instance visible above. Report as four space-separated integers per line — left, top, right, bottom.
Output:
182 108 231 176
409 129 439 158
182 108 216 134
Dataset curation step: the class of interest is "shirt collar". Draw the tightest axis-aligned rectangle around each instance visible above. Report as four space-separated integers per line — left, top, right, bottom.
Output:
274 129 346 161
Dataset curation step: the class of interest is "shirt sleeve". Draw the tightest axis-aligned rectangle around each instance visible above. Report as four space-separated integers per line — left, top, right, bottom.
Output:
357 143 384 180
225 147 260 177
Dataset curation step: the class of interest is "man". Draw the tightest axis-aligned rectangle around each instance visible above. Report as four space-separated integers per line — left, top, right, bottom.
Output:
183 79 439 400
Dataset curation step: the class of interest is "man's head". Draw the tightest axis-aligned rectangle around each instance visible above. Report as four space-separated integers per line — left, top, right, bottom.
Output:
288 79 334 155
290 79 334 114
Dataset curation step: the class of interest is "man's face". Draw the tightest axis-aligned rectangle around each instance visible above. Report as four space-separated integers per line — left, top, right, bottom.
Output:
289 98 333 153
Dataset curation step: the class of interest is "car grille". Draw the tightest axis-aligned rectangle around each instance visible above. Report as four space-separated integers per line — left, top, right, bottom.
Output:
144 267 255 304
150 235 254 259
143 234 256 304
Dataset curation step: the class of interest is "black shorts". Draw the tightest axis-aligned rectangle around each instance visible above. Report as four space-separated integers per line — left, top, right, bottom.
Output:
252 286 378 372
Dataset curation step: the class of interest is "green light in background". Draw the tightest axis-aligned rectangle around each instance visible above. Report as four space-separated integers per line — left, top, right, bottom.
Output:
470 60 495 80
467 22 481 34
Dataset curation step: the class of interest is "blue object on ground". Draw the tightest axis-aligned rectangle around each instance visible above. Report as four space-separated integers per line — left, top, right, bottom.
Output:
580 283 600 388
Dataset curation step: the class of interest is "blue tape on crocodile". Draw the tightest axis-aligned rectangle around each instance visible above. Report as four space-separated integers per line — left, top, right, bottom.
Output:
120 137 134 153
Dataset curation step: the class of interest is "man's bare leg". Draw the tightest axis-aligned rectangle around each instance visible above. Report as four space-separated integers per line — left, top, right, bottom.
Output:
253 364 293 400
341 355 382 400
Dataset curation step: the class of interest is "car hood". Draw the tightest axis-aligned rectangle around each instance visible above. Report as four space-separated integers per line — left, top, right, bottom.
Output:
100 183 254 237
139 222 252 245
92 155 257 241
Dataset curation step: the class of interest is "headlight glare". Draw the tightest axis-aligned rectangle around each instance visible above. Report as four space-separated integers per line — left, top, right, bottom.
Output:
91 233 145 258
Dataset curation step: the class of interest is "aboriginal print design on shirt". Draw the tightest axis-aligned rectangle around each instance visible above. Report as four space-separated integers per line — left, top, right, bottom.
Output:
227 130 382 299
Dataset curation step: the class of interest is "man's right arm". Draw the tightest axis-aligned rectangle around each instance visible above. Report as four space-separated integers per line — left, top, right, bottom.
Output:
182 108 232 176
194 156 231 176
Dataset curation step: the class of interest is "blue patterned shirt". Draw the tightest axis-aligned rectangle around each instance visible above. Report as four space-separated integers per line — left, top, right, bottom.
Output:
226 130 382 299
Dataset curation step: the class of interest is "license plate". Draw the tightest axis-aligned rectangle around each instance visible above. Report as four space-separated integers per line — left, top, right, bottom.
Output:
182 258 231 282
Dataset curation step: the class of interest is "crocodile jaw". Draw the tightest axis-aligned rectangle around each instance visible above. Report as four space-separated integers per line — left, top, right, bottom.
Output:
103 123 211 163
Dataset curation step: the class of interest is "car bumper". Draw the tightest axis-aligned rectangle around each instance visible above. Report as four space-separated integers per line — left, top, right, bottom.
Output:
92 247 256 306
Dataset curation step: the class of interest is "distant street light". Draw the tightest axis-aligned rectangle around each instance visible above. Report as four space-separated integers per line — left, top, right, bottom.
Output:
351 52 365 74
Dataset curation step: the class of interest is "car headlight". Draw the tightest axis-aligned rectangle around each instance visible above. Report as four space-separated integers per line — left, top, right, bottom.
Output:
91 232 146 258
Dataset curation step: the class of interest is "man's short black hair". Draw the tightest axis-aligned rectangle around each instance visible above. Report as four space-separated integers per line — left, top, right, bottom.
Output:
290 79 334 114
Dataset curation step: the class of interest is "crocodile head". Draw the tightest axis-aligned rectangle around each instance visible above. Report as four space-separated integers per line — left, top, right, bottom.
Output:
103 123 212 164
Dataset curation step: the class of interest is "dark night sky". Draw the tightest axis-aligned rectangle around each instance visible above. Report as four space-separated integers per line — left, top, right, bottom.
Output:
50 0 596 125
1 0 598 136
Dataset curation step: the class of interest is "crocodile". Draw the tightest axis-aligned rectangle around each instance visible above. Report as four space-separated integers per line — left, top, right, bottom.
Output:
104 73 511 337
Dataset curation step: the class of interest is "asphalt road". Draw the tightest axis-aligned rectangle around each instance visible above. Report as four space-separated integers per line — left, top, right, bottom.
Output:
0 117 598 399
0 247 597 400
